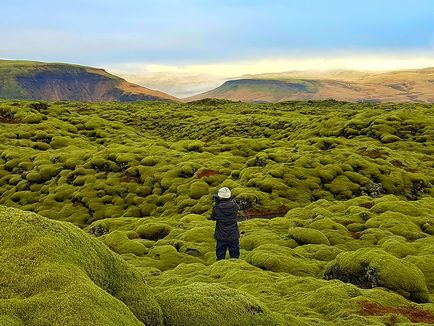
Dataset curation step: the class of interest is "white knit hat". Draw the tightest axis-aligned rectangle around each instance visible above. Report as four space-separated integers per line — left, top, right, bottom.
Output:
217 187 231 199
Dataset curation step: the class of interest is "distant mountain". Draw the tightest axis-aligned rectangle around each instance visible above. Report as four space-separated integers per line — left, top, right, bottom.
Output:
186 68 434 103
0 60 178 102
115 70 227 98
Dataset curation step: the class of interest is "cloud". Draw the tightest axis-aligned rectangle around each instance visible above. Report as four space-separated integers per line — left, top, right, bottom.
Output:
106 52 434 98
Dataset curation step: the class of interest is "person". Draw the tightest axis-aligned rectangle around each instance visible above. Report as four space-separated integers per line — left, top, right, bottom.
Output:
210 187 240 260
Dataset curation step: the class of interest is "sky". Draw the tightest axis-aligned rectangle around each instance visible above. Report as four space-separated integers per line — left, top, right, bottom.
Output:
1 0 434 96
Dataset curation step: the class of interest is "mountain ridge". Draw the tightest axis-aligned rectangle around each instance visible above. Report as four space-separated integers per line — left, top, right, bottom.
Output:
0 59 178 102
186 67 434 103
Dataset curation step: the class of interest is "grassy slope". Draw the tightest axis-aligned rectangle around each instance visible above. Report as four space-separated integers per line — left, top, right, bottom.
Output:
187 68 434 103
197 79 319 102
0 60 43 99
0 99 434 325
0 59 177 102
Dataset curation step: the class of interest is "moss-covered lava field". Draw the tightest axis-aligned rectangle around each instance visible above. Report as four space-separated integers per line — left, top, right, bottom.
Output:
0 99 433 325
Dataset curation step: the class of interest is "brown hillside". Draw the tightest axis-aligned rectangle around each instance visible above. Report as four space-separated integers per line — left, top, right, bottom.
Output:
0 60 178 102
186 68 434 103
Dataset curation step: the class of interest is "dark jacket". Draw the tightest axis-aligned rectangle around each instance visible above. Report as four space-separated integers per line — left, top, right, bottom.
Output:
210 199 239 241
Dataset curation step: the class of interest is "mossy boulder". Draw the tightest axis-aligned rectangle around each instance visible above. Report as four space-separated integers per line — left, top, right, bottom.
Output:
325 175 360 198
324 248 430 303
288 227 330 245
180 213 207 223
0 206 162 325
404 255 434 293
293 244 343 262
379 237 417 258
240 224 297 251
104 230 147 256
146 245 202 271
136 222 172 240
365 211 426 240
381 133 401 143
140 203 157 217
25 172 42 183
179 226 214 243
156 282 284 326
188 181 210 200
246 244 322 277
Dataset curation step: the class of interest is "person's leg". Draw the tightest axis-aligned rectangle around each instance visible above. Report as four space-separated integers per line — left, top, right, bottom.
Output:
228 238 240 259
216 240 228 260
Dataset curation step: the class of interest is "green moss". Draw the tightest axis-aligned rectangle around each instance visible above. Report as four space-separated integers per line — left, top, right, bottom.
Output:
50 136 72 149
145 245 202 271
365 211 425 240
189 181 209 199
255 177 287 194
124 206 142 217
379 237 417 258
380 133 401 143
136 222 172 240
288 227 330 245
38 165 59 180
325 175 360 198
240 228 297 251
293 244 343 261
104 230 147 256
10 191 38 206
0 100 433 325
140 203 156 216
25 172 42 183
312 164 343 183
141 156 159 166
180 213 208 223
324 248 430 303
6 175 22 186
178 226 214 243
346 223 366 232
32 142 51 150
247 244 322 277
0 205 162 325
404 255 434 292
371 199 430 217
0 315 24 326
156 282 284 326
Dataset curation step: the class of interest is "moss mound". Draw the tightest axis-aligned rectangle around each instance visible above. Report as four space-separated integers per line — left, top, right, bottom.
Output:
324 248 430 303
288 227 330 245
156 282 284 326
105 230 147 256
247 244 322 277
136 222 172 240
0 206 163 326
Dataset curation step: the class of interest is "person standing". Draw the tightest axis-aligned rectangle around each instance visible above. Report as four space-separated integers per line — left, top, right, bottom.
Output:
210 187 240 260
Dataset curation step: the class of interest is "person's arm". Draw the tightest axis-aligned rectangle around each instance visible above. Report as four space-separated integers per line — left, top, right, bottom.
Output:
210 206 218 220
233 200 240 219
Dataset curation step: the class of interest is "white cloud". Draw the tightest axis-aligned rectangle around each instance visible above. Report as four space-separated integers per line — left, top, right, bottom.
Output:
108 53 434 75
105 53 434 98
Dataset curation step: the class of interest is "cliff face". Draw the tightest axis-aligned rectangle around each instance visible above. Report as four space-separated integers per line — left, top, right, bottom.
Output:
0 60 177 102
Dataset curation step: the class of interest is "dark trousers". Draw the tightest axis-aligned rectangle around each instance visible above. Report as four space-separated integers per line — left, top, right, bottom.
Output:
216 239 240 260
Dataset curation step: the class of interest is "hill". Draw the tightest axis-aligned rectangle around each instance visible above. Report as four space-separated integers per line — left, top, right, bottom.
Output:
186 68 434 103
0 100 433 325
0 60 177 102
